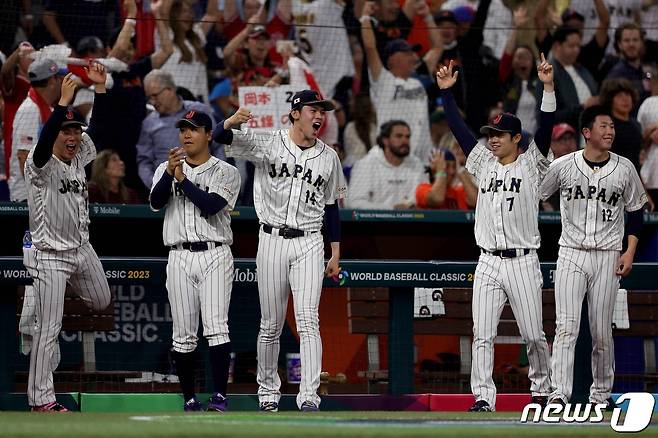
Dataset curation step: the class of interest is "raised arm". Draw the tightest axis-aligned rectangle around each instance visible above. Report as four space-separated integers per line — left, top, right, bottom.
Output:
223 9 262 67
151 0 174 68
84 62 108 145
42 8 67 45
109 0 138 59
33 74 77 168
533 0 550 48
435 61 477 155
534 53 556 157
359 1 383 82
500 6 527 83
198 0 219 36
593 0 610 49
1 43 33 96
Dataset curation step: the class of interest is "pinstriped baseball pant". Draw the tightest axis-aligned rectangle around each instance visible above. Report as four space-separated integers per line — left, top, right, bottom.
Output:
256 229 324 409
166 245 233 353
471 251 551 409
550 247 620 404
23 242 111 407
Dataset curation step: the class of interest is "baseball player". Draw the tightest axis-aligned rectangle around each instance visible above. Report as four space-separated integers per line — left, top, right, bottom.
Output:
436 56 556 412
214 90 346 412
150 109 241 412
22 64 111 412
540 105 647 407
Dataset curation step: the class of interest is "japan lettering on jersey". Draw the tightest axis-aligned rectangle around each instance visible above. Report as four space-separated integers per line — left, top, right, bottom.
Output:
24 133 96 251
151 156 241 246
226 128 347 231
540 151 648 251
466 139 550 251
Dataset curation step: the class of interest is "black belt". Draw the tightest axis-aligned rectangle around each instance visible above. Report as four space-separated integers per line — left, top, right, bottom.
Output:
169 242 223 252
482 248 531 259
262 224 315 239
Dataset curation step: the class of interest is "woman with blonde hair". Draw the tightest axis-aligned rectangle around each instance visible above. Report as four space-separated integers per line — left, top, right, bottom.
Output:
89 150 141 204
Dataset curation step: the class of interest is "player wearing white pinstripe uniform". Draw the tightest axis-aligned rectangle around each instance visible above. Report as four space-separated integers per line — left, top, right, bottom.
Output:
150 110 241 412
436 57 555 412
216 90 346 412
22 66 111 412
540 105 648 407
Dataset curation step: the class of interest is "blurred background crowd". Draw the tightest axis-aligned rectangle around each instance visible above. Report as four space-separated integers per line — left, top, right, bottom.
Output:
1 0 658 211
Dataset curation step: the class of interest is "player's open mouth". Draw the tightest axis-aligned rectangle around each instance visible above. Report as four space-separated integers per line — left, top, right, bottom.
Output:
65 144 76 152
312 122 321 131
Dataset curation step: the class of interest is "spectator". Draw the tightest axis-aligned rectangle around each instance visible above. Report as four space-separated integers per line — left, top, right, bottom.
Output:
430 104 450 149
540 25 598 130
356 0 423 58
606 22 651 107
360 0 438 161
90 0 173 194
156 0 218 102
343 93 377 167
571 0 642 56
221 0 292 64
88 149 141 204
136 69 221 188
638 66 658 206
204 16 229 84
209 78 236 121
432 0 499 132
600 78 643 171
292 0 355 98
500 7 538 134
42 0 116 50
346 120 426 209
1 41 33 178
542 123 578 211
224 23 281 90
642 0 658 64
535 0 610 81
76 36 106 59
9 58 63 202
415 148 477 210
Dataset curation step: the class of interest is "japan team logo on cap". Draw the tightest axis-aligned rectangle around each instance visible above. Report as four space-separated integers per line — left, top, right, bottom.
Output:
66 111 73 120
185 110 196 119
493 113 503 125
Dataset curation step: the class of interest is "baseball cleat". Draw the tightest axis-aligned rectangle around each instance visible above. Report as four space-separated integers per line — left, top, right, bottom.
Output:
183 396 203 412
531 396 548 408
300 401 319 412
468 400 493 412
259 401 279 412
207 393 228 412
31 402 69 412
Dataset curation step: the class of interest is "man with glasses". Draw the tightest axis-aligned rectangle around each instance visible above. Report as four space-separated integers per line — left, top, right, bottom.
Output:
136 69 224 189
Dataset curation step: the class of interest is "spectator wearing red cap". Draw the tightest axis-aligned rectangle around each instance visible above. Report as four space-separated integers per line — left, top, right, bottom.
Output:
550 123 577 160
224 21 282 90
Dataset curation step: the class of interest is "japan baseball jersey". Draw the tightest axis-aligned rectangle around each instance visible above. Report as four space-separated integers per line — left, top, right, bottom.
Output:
226 126 346 410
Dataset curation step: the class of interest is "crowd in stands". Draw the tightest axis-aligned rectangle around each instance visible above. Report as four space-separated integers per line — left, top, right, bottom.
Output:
1 0 658 211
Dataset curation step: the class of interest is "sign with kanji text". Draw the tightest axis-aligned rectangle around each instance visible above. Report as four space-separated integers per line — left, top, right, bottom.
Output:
238 85 299 131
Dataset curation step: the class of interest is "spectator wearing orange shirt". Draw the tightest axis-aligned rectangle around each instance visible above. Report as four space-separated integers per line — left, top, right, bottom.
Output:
416 148 477 210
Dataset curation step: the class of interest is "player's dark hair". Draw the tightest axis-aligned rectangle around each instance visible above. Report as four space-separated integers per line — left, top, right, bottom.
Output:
376 120 410 148
579 105 612 132
552 25 580 44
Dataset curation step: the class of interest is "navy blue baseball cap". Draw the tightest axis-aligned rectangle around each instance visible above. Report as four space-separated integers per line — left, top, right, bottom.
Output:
383 39 421 61
61 108 87 129
175 109 213 131
480 113 522 137
291 90 335 111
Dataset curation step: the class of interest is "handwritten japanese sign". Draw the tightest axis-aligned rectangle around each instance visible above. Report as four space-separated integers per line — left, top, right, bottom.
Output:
238 85 298 131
